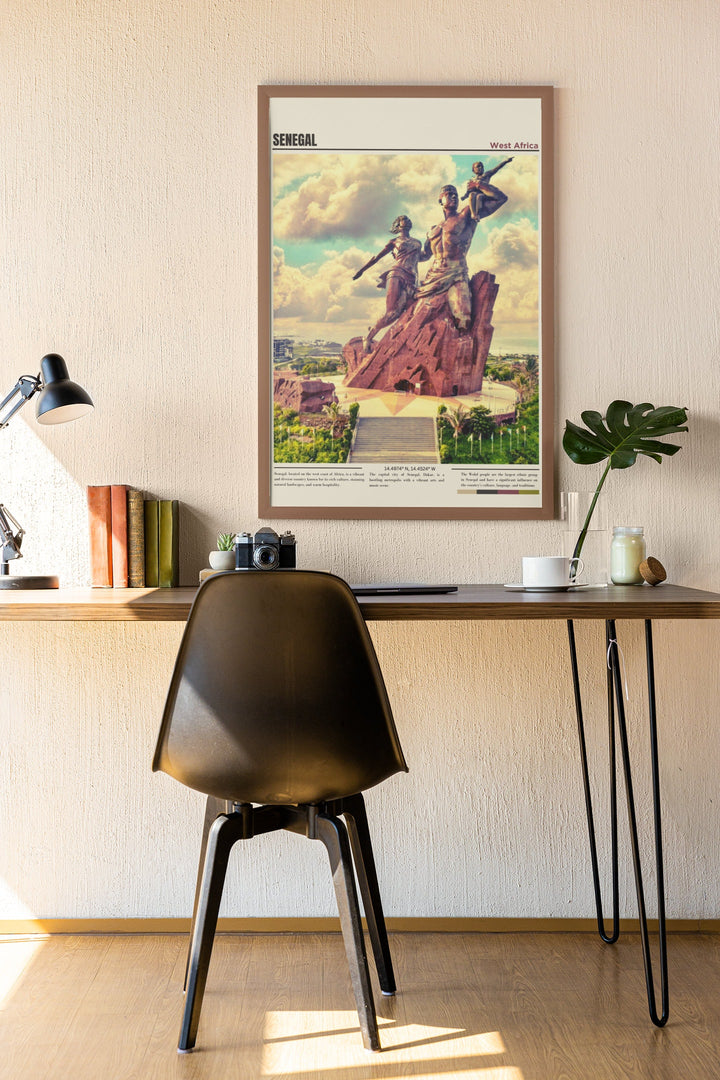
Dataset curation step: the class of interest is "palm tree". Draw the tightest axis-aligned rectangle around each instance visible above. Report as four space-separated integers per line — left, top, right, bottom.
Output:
322 401 346 440
446 405 468 457
511 373 530 406
446 405 468 437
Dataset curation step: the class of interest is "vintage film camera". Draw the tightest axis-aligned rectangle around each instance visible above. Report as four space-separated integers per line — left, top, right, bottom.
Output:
234 527 297 571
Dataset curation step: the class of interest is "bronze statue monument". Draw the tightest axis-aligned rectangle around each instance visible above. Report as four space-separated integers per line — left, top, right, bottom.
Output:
344 166 511 397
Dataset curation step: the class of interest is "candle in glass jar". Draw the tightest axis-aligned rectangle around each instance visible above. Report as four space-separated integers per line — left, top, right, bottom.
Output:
610 526 646 585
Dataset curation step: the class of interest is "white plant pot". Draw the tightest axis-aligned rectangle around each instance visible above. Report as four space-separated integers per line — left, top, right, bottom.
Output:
208 550 235 571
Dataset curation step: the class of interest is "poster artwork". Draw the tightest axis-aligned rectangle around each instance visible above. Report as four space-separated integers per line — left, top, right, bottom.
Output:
260 87 553 519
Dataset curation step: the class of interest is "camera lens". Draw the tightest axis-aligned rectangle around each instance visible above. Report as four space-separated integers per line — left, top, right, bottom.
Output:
253 544 279 569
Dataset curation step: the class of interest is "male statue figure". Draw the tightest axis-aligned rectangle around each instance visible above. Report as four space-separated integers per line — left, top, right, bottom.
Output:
353 215 428 352
415 179 508 330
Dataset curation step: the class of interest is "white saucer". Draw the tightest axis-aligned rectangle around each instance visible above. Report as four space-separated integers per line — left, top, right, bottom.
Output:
504 582 608 592
504 583 571 592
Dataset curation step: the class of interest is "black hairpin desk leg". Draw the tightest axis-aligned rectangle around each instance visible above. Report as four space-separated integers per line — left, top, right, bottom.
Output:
567 619 619 943
567 617 669 1027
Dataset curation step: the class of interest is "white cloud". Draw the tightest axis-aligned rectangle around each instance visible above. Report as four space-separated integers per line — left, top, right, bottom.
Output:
478 217 539 271
273 154 456 240
274 243 376 325
469 218 539 325
273 154 346 194
487 154 538 216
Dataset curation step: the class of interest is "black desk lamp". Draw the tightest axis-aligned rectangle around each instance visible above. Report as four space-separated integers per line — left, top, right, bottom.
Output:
0 354 93 589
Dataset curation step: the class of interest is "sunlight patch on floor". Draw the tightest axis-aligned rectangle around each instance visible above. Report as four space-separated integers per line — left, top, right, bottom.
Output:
262 1011 522 1078
0 937 45 1007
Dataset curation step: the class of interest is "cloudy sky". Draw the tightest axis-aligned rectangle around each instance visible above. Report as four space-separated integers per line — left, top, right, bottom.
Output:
272 152 539 353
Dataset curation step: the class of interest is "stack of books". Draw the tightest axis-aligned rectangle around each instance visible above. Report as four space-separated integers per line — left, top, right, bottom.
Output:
87 486 180 588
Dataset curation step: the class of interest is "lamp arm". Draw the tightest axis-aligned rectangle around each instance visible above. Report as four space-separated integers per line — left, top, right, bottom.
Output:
0 374 42 430
0 504 24 565
0 376 39 563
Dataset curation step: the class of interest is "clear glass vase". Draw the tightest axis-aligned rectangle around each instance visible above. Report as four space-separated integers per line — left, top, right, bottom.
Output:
561 491 609 585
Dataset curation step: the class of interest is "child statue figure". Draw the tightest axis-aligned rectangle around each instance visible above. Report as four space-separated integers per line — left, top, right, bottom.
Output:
461 157 513 220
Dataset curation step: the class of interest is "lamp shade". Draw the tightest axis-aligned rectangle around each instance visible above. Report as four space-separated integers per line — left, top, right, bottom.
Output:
35 354 94 425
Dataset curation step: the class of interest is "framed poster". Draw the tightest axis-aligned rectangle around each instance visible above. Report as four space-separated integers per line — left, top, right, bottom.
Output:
258 85 553 520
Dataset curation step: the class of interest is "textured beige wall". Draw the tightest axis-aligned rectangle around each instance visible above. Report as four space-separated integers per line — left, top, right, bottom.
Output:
1 0 719 919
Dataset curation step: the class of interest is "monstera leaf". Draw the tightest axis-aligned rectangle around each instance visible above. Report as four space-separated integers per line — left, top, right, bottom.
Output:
563 401 688 470
563 401 689 567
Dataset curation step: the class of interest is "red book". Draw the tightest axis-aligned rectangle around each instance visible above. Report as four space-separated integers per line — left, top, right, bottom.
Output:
87 486 113 587
110 485 129 588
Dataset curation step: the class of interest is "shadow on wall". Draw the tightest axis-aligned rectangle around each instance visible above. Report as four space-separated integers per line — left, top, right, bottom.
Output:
1 421 89 585
2 417 214 587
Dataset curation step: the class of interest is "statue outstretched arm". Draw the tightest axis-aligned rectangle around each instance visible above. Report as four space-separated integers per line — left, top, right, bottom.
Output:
482 156 513 183
353 241 394 280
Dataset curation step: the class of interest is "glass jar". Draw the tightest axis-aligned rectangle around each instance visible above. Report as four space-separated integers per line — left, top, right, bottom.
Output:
610 526 646 585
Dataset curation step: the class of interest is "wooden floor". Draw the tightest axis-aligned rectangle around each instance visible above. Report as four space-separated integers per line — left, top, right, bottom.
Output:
1 932 719 1079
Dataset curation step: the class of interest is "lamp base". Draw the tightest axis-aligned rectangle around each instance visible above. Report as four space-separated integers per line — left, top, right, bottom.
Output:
0 574 59 589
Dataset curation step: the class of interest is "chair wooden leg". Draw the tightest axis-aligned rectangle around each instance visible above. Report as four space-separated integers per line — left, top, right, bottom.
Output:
317 812 381 1052
184 795 226 991
341 793 397 995
179 812 244 1052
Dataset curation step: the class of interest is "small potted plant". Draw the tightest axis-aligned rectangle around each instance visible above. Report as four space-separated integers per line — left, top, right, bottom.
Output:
208 532 236 571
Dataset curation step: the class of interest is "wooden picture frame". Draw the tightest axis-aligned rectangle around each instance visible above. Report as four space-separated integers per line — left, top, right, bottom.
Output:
258 85 554 520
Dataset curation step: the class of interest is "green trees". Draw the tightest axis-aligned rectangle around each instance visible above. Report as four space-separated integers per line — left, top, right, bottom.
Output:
301 358 342 376
435 400 539 464
272 400 357 464
485 356 538 391
468 405 497 440
515 390 539 462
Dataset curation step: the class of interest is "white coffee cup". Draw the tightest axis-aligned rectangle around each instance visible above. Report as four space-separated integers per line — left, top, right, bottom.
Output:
522 555 584 589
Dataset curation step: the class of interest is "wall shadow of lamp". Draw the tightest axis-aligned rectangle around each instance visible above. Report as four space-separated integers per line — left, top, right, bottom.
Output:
0 354 93 589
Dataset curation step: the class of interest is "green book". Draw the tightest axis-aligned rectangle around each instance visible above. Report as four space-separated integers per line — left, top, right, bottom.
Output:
144 500 159 588
158 500 179 588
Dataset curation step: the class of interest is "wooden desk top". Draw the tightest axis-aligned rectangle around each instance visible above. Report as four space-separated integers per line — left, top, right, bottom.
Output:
0 583 719 622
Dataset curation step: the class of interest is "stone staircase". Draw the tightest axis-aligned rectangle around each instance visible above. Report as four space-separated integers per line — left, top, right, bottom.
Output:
348 417 439 463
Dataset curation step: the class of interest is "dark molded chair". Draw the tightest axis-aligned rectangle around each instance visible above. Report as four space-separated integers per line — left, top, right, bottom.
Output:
153 570 408 1053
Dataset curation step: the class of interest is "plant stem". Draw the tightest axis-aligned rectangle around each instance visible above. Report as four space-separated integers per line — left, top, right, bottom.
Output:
571 461 612 568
